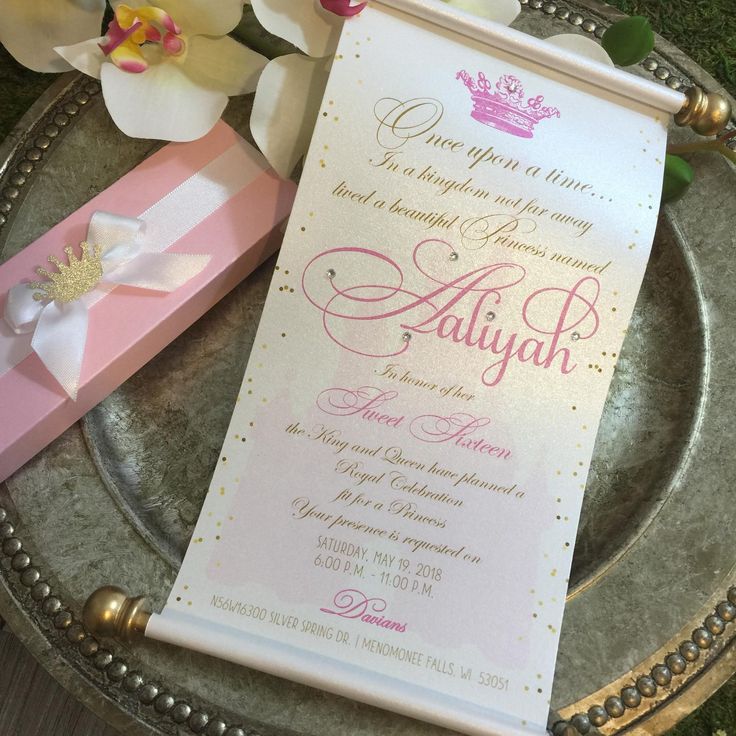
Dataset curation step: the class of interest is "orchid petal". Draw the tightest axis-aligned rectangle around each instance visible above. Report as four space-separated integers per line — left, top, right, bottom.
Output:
183 35 268 96
444 0 520 25
152 0 245 36
54 37 106 79
0 0 106 73
100 61 228 141
545 33 615 66
249 0 342 58
251 54 330 178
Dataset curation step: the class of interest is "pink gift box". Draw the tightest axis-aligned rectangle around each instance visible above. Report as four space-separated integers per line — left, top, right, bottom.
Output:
0 122 296 482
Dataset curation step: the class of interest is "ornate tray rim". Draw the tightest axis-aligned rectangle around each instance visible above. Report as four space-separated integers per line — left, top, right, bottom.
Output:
1 2 735 735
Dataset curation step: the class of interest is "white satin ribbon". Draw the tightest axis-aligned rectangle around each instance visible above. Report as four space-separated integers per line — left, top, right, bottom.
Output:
0 138 271 399
2 211 210 400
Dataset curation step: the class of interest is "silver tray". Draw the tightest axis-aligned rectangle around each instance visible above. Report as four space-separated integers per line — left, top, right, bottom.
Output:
1 1 734 734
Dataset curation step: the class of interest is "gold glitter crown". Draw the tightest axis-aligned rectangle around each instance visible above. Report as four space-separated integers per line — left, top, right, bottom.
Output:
30 242 103 304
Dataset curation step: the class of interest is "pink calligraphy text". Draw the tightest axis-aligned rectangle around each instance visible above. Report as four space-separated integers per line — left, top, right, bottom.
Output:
301 239 599 387
317 386 405 428
320 588 407 632
410 412 511 459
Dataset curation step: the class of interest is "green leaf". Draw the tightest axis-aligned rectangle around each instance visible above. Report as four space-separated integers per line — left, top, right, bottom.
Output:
601 16 655 67
662 154 694 203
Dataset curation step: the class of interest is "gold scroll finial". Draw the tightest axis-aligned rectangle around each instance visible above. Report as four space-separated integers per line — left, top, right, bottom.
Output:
82 586 151 642
675 86 732 137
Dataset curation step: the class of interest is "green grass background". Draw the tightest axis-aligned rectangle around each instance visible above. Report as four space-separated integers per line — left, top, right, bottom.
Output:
0 1 734 733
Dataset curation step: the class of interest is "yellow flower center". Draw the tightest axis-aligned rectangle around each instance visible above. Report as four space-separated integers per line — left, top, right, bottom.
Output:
99 4 185 73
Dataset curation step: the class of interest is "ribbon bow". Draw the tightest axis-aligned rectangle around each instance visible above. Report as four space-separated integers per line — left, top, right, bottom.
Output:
3 211 210 400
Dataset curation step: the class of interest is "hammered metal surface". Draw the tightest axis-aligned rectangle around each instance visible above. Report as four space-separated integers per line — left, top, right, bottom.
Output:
0 3 734 735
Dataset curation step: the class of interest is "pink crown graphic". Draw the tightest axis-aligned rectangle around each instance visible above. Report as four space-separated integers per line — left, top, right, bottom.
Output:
456 70 560 138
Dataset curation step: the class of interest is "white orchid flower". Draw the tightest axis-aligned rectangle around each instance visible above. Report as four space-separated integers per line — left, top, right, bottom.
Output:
55 0 268 142
0 0 106 72
248 0 523 178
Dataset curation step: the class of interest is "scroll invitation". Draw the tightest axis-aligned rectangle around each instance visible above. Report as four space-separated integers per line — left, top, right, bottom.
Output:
146 2 684 734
